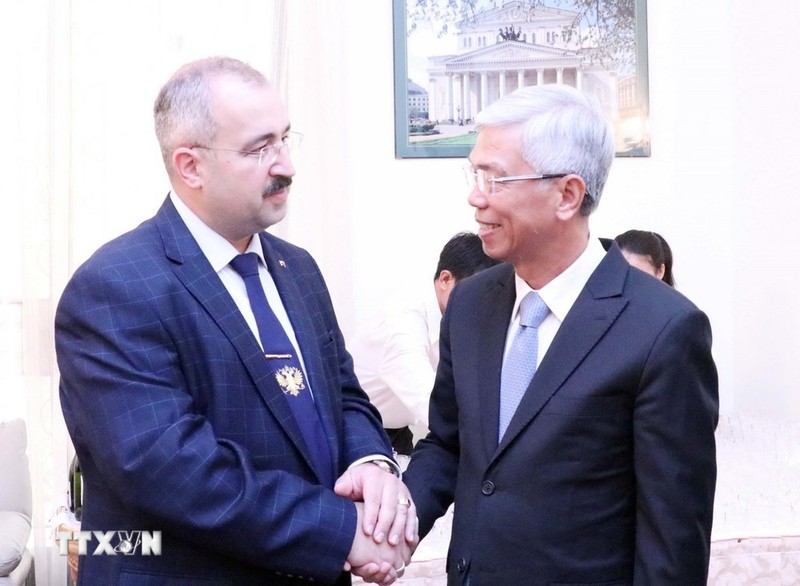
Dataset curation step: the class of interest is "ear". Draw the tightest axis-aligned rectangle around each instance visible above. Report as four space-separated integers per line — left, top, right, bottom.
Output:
436 270 455 290
655 263 666 280
555 174 586 220
434 270 457 313
172 147 204 189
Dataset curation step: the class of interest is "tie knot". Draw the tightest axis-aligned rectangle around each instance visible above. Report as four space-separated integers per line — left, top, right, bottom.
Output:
230 253 260 278
518 291 548 328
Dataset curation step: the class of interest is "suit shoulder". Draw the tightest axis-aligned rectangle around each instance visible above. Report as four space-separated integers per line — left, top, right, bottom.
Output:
72 217 163 278
445 262 514 322
626 269 698 310
455 262 513 294
618 270 712 340
260 232 314 263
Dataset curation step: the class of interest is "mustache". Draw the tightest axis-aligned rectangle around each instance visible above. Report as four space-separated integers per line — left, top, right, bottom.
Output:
263 176 292 197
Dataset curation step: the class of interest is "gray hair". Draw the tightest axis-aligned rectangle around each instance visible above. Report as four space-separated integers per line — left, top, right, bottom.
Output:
474 84 615 215
153 56 268 172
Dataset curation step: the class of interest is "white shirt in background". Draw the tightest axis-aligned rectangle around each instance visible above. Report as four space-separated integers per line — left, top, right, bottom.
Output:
350 283 441 430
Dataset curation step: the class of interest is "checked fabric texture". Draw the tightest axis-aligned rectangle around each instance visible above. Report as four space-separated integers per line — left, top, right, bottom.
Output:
230 252 334 486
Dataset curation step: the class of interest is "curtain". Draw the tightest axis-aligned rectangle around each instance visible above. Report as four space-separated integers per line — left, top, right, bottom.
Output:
6 2 285 584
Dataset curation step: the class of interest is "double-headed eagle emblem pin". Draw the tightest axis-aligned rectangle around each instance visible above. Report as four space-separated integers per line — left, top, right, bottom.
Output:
275 365 305 396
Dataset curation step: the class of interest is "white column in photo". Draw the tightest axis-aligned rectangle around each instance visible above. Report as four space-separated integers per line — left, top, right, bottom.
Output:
463 71 472 121
480 70 489 113
447 73 455 121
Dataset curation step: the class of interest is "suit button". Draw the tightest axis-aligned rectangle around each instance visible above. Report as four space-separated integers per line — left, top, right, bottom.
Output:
481 480 495 495
457 558 467 572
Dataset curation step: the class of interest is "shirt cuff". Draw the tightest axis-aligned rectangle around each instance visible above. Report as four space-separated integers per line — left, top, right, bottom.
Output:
348 454 402 479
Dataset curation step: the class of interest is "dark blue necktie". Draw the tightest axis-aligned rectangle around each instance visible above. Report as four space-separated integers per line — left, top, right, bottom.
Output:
229 252 334 487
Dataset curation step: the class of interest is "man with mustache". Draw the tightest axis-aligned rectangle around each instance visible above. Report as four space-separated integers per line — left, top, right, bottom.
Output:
55 57 416 585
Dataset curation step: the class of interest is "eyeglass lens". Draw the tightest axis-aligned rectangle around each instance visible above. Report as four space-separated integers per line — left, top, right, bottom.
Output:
464 166 490 194
259 133 301 167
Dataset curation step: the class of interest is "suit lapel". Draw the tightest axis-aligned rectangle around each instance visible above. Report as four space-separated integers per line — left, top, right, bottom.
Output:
478 266 517 462
259 235 340 479
155 199 321 478
493 245 630 458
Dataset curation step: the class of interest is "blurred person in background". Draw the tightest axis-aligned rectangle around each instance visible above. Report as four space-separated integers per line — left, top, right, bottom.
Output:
350 232 500 458
615 229 675 286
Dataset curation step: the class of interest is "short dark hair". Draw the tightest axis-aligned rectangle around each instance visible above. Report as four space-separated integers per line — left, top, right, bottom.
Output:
614 229 675 287
434 232 501 281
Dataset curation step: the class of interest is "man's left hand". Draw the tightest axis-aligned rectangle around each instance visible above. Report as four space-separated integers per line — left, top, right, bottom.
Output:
335 463 418 547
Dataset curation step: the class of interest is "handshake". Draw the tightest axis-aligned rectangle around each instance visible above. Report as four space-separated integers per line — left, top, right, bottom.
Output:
335 462 419 586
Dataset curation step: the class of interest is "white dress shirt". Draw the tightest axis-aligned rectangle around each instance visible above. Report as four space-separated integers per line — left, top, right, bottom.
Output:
170 193 309 371
504 237 607 364
350 283 441 429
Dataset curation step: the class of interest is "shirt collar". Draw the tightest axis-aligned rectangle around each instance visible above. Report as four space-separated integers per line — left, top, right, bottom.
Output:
170 192 263 271
512 237 606 323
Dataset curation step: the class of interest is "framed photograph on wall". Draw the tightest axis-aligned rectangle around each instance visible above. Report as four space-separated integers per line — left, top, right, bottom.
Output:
392 0 650 159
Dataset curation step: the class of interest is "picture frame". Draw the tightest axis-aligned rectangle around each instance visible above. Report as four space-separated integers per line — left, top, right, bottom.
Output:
392 0 651 159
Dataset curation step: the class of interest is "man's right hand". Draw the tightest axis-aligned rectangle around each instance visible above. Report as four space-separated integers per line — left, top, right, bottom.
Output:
345 502 413 585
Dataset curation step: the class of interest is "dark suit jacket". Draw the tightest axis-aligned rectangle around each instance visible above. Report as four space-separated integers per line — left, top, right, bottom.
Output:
55 197 392 585
404 241 718 586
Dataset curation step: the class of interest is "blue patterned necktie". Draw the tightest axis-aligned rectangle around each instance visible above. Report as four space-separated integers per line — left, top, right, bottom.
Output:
229 253 334 487
498 291 549 441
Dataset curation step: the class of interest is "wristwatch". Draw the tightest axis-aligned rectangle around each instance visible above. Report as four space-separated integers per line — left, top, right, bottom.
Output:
370 459 399 476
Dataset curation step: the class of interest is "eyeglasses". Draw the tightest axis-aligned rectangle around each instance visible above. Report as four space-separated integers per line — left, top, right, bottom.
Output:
463 162 567 196
193 131 303 167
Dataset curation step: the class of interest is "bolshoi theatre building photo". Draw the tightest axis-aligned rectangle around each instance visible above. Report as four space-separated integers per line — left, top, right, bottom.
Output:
406 0 648 154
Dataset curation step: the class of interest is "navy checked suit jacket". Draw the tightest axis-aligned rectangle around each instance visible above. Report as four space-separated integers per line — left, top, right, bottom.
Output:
404 241 719 586
56 197 391 585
